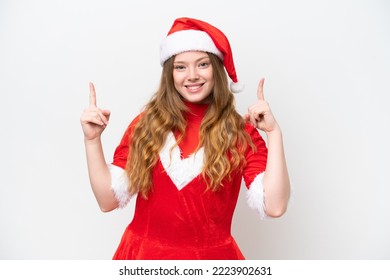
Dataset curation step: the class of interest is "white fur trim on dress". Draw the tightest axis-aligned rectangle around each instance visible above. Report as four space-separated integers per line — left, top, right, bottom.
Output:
107 164 132 208
160 30 223 65
246 172 267 220
159 132 204 190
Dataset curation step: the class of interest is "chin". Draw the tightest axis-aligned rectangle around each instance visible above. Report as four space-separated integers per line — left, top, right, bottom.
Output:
185 97 208 104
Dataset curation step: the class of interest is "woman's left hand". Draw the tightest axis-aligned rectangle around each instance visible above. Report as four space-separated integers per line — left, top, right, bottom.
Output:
246 78 280 134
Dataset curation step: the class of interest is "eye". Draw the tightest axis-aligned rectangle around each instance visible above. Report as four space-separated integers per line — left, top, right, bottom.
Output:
199 61 210 68
174 65 186 71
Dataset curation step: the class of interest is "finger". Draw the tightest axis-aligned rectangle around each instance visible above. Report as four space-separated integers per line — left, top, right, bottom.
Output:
101 109 111 122
257 78 265 101
81 108 107 125
82 115 105 126
97 110 110 125
247 109 258 127
249 113 258 127
89 82 97 107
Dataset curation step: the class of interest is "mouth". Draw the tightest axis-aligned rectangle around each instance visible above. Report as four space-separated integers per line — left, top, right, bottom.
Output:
185 83 204 92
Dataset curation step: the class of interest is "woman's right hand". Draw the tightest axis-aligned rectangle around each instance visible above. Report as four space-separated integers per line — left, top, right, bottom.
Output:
80 82 111 141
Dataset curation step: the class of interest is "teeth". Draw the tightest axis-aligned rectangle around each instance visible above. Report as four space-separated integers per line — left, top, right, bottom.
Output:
187 85 201 90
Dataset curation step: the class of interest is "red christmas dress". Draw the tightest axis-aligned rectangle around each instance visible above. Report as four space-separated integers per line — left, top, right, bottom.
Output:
108 102 268 260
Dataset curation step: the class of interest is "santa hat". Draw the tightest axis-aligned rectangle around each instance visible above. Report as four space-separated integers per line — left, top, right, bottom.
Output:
160 17 244 93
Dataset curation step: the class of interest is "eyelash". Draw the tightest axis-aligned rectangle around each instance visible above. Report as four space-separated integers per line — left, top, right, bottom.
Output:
174 65 185 70
174 62 210 70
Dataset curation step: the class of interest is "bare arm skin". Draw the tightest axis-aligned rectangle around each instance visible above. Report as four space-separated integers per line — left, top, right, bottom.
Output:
80 82 118 212
246 78 291 217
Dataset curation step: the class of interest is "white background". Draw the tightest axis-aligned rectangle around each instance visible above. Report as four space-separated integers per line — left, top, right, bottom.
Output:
0 0 389 259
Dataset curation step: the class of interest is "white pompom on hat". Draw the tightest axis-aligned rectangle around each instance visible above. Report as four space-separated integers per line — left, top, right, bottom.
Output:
160 17 244 93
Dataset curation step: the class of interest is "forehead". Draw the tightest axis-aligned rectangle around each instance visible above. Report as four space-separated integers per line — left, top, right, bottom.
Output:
174 51 210 62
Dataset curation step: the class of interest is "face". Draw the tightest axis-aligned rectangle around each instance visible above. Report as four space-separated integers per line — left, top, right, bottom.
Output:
173 51 214 104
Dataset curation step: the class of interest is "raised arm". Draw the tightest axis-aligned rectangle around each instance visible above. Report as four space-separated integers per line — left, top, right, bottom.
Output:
80 82 118 212
247 78 291 217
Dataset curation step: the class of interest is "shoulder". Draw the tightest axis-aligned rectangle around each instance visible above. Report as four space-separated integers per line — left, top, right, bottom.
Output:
129 112 144 128
243 122 267 153
123 112 144 135
244 122 262 139
115 113 144 147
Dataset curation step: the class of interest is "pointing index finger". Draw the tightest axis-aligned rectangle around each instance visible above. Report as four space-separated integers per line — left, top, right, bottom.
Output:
89 82 97 107
257 78 265 101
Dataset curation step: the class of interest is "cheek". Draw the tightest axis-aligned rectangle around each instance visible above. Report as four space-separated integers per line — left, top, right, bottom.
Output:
172 74 183 93
173 72 184 85
207 72 215 87
205 69 214 82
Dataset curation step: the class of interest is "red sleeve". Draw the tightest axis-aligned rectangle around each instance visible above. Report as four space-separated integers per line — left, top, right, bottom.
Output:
242 123 268 188
111 114 142 169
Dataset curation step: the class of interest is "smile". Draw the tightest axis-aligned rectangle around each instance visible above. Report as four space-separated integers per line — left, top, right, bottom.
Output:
185 83 204 92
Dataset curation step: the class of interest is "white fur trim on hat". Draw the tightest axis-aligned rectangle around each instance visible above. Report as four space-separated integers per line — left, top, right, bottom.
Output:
108 164 132 209
160 30 223 65
230 81 245 93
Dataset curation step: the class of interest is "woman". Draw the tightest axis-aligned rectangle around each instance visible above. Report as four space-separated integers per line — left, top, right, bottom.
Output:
80 17 290 259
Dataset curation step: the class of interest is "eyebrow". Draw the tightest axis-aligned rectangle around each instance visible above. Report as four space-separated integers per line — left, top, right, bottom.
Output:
173 56 210 64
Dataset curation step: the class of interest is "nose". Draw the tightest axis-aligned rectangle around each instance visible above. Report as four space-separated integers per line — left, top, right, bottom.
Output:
188 66 199 81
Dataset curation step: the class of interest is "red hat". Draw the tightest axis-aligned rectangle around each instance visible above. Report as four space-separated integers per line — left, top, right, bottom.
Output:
160 17 244 93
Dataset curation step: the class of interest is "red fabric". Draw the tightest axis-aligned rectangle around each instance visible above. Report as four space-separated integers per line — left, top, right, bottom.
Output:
242 123 268 188
173 101 207 158
111 104 267 260
111 114 141 170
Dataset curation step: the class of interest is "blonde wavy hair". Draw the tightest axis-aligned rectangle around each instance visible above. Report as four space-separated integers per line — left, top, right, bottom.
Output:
126 53 255 198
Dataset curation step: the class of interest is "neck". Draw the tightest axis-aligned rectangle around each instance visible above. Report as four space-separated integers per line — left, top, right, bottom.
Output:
183 100 209 117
